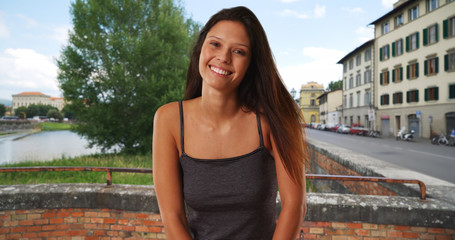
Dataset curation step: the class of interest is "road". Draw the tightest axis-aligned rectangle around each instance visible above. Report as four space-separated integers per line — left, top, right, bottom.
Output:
306 128 455 184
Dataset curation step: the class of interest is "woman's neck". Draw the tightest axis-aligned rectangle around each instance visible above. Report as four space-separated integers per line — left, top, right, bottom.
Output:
199 89 242 125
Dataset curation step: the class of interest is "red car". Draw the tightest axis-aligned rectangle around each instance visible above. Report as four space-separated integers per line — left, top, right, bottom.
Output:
349 124 368 135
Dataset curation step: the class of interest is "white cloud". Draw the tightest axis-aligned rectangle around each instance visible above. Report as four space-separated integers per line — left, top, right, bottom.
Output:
381 0 395 9
49 24 71 45
280 0 299 3
314 4 326 18
355 26 374 43
278 47 347 92
342 7 365 14
15 14 38 28
278 9 309 19
0 48 61 99
0 13 8 38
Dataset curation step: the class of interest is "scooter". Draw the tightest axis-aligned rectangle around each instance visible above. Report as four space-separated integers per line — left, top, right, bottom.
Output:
396 127 415 141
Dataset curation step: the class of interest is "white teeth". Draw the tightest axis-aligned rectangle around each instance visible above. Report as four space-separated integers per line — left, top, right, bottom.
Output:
211 66 230 76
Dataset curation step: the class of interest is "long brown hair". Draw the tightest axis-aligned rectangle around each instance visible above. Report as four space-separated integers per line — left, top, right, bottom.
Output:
184 6 308 187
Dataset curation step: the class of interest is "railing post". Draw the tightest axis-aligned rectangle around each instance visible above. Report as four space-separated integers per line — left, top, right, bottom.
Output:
106 170 112 185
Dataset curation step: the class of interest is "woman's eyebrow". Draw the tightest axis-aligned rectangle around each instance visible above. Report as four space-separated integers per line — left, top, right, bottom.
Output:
206 35 250 49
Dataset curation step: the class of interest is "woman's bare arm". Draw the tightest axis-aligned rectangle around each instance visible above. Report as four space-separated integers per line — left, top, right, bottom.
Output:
153 103 192 240
270 134 307 240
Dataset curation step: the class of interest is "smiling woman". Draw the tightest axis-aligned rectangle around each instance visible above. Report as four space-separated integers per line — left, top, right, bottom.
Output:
153 6 308 240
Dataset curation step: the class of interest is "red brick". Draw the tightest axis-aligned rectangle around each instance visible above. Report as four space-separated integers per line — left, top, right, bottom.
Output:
86 236 98 240
0 228 10 234
354 229 370 236
118 219 129 225
6 233 20 239
123 225 135 231
56 224 70 230
111 225 123 231
42 212 56 218
0 215 11 221
136 226 149 232
37 231 51 237
149 227 163 233
104 218 116 224
403 232 419 238
21 232 37 238
70 223 84 229
419 234 436 240
93 230 105 236
428 228 445 234
50 231 65 237
107 231 119 236
49 218 63 224
18 220 33 226
136 213 149 219
71 212 84 217
56 211 70 217
42 225 57 231
85 212 98 217
66 230 81 236
91 218 103 224
11 227 26 233
84 223 97 229
34 219 48 225
26 226 41 232
388 231 403 238
347 223 362 229
395 225 411 231
98 212 110 218
436 235 453 240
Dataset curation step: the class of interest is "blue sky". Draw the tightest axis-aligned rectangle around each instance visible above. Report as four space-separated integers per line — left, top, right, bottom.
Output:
0 0 396 101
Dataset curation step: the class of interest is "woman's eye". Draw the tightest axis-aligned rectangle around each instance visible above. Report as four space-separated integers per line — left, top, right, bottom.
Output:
233 50 246 56
210 42 220 47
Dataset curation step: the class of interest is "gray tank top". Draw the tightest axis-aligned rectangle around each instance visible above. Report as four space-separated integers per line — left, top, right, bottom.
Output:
179 101 277 240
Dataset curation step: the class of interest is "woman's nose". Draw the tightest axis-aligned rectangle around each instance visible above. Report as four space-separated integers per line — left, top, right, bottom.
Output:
217 49 231 64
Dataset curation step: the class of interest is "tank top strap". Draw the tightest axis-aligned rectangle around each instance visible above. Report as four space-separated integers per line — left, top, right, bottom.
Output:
256 113 264 147
178 101 185 153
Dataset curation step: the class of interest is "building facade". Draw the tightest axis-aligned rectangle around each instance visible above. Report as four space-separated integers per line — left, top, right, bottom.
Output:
371 0 455 138
338 40 375 129
12 92 65 115
299 82 324 124
317 89 343 127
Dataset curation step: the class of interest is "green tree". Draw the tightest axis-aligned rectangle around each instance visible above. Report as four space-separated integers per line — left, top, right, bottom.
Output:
26 104 58 118
61 105 76 119
327 80 343 91
47 109 64 121
14 106 28 119
57 0 199 153
0 104 5 117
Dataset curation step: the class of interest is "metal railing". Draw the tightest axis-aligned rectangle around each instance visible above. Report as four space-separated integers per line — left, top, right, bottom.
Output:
0 167 426 200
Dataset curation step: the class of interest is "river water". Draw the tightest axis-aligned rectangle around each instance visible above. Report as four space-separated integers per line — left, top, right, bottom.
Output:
0 130 104 165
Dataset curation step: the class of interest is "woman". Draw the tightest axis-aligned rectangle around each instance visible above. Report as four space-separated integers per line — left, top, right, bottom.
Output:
153 6 308 240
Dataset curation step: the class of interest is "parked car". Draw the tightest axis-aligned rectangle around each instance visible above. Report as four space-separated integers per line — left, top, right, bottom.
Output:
337 125 351 134
349 124 367 135
330 124 341 132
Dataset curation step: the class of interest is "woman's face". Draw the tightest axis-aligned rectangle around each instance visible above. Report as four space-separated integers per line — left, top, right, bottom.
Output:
199 20 251 95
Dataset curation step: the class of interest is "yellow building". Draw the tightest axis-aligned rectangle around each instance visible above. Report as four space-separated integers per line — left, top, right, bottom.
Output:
12 92 65 115
299 82 324 123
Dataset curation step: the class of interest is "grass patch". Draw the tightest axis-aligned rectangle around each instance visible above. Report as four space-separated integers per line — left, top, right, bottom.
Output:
0 154 153 185
36 122 74 131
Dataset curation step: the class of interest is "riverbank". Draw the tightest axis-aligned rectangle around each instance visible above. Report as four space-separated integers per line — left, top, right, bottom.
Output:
0 122 74 137
0 154 153 185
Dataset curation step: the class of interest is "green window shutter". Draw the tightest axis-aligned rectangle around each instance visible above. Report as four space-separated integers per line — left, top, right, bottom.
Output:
393 93 396 104
435 57 439 73
400 67 403 80
406 36 410 52
392 69 396 82
425 88 428 101
379 47 383 61
416 32 420 49
380 95 383 105
407 65 410 79
450 85 455 99
423 28 428 46
435 23 439 42
435 87 439 100
406 91 410 102
443 19 449 39
386 44 390 59
392 42 396 57
416 90 419 102
386 95 389 105
424 60 428 75
445 54 449 71
387 71 390 84
400 39 403 53
416 63 419 77
380 73 383 85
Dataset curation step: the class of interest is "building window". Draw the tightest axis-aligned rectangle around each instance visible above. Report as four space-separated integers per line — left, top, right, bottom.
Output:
349 77 353 89
349 94 353 108
364 90 371 106
445 52 455 72
380 70 389 86
427 0 438 12
356 55 361 66
407 90 419 103
364 68 371 83
343 64 347 73
406 32 419 51
393 92 403 104
449 84 455 99
310 99 315 106
409 6 419 21
443 16 455 39
425 87 439 101
407 62 419 79
364 48 371 61
423 24 439 46
382 22 389 34
380 44 390 61
349 59 353 70
425 57 439 76
356 92 360 107
395 14 404 28
380 94 389 105
356 73 361 86
392 39 403 57
392 67 403 83
343 95 347 108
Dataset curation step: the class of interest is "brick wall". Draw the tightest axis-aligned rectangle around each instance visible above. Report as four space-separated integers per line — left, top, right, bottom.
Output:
0 208 165 240
1 208 454 240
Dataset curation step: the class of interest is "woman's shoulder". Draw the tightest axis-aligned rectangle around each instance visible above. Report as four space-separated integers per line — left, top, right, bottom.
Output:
154 101 181 130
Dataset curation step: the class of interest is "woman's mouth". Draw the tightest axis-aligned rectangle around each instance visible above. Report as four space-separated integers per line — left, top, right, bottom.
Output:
210 65 232 76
